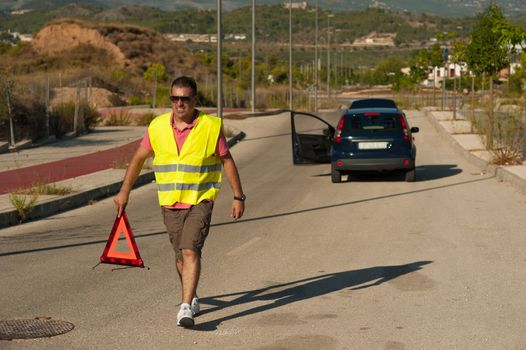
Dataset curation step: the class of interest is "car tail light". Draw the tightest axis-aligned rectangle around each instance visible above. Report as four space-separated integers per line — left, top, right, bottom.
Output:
364 112 380 117
404 159 409 166
335 116 345 143
337 160 343 167
398 113 410 141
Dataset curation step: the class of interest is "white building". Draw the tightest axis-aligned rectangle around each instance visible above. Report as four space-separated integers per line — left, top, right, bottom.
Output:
424 63 468 87
283 1 307 10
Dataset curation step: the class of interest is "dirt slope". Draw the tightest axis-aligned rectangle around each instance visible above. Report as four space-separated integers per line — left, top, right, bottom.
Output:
32 19 201 75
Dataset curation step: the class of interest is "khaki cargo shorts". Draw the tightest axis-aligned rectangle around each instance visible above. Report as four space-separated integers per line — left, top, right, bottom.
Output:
162 200 214 261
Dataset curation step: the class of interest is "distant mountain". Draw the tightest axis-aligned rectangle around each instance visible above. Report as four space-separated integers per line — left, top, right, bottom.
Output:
2 0 526 17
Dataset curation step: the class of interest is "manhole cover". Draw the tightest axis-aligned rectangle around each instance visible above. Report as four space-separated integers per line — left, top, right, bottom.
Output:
0 319 74 340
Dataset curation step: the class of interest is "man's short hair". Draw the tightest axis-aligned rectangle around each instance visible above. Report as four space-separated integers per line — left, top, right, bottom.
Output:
171 76 197 96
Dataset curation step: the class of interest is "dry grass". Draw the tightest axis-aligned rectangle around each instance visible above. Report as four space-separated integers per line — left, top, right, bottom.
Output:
491 147 523 166
104 110 133 126
9 192 39 223
14 183 73 196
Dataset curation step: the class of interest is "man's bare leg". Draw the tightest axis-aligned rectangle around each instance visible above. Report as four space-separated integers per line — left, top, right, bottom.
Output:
179 248 200 304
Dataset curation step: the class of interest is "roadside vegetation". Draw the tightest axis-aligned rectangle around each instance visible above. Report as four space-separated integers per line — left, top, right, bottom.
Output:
9 192 38 224
0 2 524 163
8 183 74 223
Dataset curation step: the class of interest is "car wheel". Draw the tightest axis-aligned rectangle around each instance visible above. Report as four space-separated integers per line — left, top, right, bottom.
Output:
331 166 342 183
405 168 416 182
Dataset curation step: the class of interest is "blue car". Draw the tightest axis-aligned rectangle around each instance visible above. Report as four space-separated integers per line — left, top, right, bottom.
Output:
291 104 419 183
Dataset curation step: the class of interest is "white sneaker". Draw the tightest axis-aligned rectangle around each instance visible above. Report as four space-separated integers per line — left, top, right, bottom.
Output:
177 304 194 327
191 296 200 316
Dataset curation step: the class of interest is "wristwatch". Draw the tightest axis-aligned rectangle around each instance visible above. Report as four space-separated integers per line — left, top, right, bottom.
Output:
233 194 246 202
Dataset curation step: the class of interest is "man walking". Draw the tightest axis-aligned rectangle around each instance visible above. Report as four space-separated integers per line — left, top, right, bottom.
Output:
114 76 245 328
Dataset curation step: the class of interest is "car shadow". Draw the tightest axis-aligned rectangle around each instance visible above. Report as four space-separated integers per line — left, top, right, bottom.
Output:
314 164 462 182
412 164 463 181
193 260 432 331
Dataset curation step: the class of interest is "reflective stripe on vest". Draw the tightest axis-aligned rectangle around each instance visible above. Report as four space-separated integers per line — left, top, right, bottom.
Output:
153 163 222 173
149 112 222 206
157 182 221 192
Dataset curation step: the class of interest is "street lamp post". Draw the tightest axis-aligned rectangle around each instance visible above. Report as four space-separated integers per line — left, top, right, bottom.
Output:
217 0 223 118
314 0 318 112
251 0 256 112
327 14 334 101
288 0 293 110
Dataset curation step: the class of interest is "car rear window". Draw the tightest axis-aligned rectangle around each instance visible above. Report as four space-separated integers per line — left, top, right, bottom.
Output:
342 112 402 135
349 99 397 109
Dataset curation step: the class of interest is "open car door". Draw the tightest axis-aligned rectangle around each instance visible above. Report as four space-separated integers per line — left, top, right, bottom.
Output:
290 111 334 164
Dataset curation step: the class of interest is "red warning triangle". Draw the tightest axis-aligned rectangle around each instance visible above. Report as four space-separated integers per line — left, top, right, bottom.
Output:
100 212 144 267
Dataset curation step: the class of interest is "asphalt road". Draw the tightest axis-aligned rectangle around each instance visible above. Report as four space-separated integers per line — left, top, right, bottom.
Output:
2 110 526 349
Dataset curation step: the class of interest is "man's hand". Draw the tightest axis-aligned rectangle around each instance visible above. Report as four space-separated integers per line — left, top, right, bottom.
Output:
231 200 245 221
114 190 130 218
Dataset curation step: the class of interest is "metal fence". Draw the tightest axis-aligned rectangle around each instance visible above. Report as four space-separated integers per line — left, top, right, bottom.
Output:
395 88 526 164
1 73 94 150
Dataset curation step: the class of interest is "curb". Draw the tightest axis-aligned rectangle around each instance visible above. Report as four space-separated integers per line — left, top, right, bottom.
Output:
423 108 496 173
423 108 526 194
0 171 154 228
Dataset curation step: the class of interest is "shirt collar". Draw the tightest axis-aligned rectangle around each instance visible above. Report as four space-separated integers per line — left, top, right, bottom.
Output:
171 110 200 131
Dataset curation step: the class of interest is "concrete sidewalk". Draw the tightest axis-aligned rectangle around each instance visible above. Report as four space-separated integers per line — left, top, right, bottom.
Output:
423 107 526 194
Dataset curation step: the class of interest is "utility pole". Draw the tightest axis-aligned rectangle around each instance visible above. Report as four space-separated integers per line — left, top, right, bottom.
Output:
153 67 157 109
217 0 223 118
251 0 256 112
327 14 334 101
288 0 293 110
45 75 50 139
314 0 318 112
3 77 16 150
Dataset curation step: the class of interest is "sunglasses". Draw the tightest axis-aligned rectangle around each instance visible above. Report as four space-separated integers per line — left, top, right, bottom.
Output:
169 95 193 103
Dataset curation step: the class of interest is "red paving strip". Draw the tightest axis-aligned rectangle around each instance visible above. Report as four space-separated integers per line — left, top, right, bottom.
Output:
0 140 140 195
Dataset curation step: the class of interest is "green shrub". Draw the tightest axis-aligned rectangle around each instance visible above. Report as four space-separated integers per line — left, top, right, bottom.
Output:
52 102 74 137
52 102 100 136
129 95 149 106
9 192 38 223
104 110 132 126
83 103 101 130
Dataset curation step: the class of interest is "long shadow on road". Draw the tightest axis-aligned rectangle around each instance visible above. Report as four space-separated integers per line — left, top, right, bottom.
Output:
194 261 432 331
0 177 493 256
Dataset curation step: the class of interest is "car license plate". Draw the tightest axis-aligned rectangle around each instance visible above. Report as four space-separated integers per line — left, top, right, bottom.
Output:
358 142 388 150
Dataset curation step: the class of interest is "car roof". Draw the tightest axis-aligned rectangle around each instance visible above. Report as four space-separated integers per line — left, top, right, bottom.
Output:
349 98 398 109
345 107 402 115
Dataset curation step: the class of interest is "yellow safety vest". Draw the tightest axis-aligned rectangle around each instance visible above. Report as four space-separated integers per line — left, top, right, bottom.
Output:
149 112 222 206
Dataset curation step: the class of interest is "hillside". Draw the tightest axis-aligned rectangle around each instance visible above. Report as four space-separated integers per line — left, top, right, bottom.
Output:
2 0 526 17
0 19 212 105
1 3 478 47
30 19 201 75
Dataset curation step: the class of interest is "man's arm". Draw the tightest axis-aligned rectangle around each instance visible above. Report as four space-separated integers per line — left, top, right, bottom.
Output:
114 145 153 217
220 152 245 221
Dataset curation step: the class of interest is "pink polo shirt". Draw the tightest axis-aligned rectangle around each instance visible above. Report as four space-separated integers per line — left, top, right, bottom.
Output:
141 112 229 209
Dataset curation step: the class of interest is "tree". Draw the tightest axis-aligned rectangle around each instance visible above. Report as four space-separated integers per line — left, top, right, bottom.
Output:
493 19 526 61
143 63 166 82
463 2 510 149
416 43 444 69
